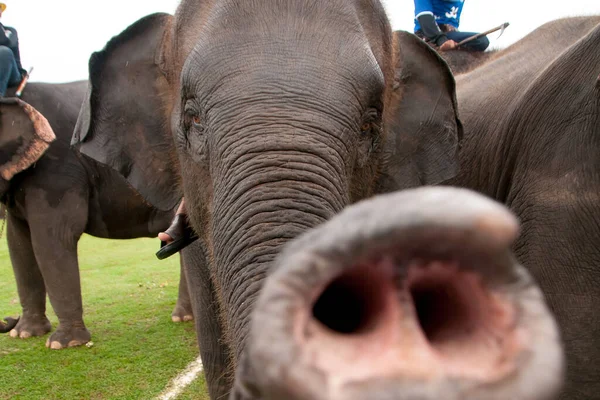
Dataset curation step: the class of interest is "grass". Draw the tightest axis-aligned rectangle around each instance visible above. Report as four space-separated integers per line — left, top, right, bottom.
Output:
175 377 211 400
0 233 209 400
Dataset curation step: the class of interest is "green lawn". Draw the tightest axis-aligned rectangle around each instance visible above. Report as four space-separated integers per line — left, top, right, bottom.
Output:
0 233 209 399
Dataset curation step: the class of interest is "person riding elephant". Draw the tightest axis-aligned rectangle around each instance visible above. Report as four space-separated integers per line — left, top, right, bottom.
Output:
0 3 26 97
0 81 193 349
414 0 490 52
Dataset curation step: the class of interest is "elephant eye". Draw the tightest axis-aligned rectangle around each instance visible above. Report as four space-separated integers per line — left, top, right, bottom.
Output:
183 99 204 132
360 109 381 136
183 110 204 133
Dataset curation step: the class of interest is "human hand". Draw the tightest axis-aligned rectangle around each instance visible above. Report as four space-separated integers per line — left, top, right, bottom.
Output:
439 40 458 51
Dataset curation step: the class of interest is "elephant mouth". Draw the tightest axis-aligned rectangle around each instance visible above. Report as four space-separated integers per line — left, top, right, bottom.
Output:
307 256 521 386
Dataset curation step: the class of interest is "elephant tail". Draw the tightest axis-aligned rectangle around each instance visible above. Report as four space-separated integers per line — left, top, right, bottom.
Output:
0 316 19 333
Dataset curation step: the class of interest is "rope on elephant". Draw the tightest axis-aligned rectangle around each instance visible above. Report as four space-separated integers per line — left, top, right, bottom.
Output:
155 355 204 400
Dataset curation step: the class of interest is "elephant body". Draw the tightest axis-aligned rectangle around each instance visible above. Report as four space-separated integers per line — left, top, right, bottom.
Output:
0 82 192 348
452 16 600 400
74 2 563 399
439 48 498 75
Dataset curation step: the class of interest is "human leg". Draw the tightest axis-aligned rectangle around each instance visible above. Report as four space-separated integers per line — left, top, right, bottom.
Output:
447 31 490 52
0 46 21 97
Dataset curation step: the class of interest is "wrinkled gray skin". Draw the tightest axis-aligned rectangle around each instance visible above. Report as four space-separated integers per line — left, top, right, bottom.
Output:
72 1 561 399
0 82 193 348
439 48 498 75
451 16 600 400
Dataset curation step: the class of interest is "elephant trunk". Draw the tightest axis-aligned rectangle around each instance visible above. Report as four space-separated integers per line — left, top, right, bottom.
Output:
209 137 349 362
239 187 564 400
0 316 19 333
0 179 8 200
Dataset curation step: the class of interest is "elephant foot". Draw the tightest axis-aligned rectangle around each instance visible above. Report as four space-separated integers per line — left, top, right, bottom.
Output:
171 304 194 323
8 315 52 339
45 326 91 350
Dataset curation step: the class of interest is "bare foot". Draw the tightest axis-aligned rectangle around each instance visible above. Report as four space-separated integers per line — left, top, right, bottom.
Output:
439 39 458 51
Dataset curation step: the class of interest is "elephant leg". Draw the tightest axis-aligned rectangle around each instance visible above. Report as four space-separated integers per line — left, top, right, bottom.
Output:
27 189 91 350
6 212 52 338
171 258 194 322
181 241 232 399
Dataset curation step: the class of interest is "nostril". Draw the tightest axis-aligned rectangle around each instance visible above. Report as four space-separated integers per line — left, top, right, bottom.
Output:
311 265 389 335
312 279 364 334
307 260 517 365
295 258 524 389
411 277 474 347
312 279 367 334
407 263 512 362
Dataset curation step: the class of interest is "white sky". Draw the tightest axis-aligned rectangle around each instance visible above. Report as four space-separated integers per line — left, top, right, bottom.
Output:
2 1 600 83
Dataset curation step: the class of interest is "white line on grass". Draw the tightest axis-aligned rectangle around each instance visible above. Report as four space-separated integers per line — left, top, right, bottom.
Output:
156 356 204 400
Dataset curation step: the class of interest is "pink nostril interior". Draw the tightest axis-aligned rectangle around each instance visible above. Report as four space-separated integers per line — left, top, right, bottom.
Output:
409 266 494 359
302 259 522 386
311 267 387 335
412 280 463 343
312 280 366 334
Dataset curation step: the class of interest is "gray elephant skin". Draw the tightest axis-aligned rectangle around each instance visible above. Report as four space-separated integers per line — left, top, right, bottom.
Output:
451 16 600 400
72 1 564 399
0 82 193 349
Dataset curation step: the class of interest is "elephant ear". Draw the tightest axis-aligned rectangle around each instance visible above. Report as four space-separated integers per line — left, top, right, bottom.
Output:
0 97 55 181
71 13 180 211
379 31 462 191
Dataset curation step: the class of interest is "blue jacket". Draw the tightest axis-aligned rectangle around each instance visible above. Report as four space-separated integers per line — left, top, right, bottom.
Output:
414 0 465 32
0 23 25 74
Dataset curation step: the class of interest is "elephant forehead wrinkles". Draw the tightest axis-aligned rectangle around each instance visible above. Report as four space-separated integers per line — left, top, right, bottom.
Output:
180 2 385 108
184 36 383 107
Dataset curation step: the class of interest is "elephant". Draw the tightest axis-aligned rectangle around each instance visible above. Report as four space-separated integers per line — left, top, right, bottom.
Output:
72 2 563 398
450 16 600 400
0 81 193 349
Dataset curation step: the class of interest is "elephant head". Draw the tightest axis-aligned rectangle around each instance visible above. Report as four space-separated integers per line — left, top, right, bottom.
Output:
0 98 55 199
70 2 561 398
